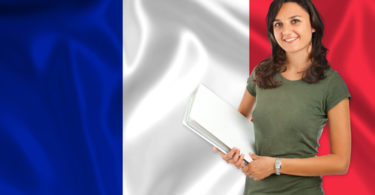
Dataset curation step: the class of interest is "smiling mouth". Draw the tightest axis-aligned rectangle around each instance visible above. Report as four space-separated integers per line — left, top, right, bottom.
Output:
283 37 298 43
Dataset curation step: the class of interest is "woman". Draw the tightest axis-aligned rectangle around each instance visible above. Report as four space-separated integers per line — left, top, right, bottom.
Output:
213 0 351 194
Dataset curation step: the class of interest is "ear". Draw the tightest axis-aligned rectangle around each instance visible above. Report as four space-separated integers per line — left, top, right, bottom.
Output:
312 28 316 33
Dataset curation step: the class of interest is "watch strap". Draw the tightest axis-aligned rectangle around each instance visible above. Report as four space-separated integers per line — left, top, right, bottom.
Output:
275 158 281 175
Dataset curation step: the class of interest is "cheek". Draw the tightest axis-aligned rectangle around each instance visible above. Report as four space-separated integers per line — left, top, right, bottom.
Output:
300 30 313 42
299 26 314 40
273 31 282 43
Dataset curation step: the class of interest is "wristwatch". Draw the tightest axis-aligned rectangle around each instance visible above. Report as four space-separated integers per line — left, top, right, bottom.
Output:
275 158 282 175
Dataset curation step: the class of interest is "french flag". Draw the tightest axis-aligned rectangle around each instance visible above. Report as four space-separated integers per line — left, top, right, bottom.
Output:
1 0 374 194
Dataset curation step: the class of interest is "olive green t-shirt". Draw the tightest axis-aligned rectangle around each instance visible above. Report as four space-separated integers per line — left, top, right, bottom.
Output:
244 67 351 195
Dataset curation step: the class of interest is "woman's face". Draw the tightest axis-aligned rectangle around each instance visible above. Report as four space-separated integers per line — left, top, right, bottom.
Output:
272 2 315 54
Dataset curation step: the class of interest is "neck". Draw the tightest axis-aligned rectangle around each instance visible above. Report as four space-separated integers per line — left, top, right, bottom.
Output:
285 44 312 74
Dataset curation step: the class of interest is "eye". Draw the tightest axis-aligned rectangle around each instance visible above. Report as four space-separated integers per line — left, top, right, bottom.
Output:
274 22 281 28
291 19 300 24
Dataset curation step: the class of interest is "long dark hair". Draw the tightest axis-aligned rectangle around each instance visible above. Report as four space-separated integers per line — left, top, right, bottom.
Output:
254 0 330 89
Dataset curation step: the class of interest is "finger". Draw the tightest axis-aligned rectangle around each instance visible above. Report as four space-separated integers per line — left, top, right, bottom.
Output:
229 149 241 164
213 147 225 158
247 164 254 175
232 150 241 163
242 164 249 172
225 148 237 162
220 152 228 161
249 152 259 160
249 163 254 171
226 148 237 158
249 152 255 159
235 154 244 168
213 147 225 157
242 168 248 175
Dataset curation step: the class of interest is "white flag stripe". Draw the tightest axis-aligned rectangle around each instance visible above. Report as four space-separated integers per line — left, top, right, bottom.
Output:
124 0 249 194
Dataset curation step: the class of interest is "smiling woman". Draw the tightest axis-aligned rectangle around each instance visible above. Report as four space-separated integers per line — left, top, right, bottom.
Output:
273 9 316 54
213 0 352 194
255 0 329 86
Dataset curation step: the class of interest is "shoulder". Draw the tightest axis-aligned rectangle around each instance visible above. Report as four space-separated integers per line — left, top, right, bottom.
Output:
324 67 349 85
321 67 345 86
324 66 338 79
323 67 351 112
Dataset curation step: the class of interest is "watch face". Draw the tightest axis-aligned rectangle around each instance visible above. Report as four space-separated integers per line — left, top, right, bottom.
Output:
276 159 281 167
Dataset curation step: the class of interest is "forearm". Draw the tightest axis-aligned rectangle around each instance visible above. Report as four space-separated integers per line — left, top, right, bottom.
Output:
280 154 350 177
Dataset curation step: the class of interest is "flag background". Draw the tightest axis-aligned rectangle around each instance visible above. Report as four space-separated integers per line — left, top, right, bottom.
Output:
0 0 122 194
251 1 375 194
0 0 374 194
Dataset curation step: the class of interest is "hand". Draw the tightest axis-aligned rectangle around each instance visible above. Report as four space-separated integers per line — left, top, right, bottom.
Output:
213 147 245 169
242 153 276 181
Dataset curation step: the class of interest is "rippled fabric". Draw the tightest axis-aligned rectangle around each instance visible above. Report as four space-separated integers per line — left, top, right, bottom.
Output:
251 0 375 194
0 0 121 194
124 0 248 194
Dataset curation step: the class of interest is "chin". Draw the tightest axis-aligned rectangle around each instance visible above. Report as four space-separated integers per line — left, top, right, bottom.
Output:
283 48 299 53
281 46 305 54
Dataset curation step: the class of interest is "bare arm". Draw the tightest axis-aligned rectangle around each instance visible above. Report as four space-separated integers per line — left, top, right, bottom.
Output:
237 88 256 119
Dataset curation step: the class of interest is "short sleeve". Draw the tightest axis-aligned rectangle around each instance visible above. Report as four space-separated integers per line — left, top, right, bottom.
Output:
325 72 351 113
246 70 256 97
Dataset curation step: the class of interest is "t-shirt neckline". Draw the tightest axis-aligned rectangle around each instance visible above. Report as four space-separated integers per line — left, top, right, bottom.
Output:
278 72 303 83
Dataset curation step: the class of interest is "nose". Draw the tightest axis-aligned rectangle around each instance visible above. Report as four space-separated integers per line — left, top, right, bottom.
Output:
281 23 293 36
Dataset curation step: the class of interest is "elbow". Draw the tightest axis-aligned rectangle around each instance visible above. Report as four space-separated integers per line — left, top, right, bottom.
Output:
336 159 350 175
238 109 249 118
341 162 350 174
330 153 350 175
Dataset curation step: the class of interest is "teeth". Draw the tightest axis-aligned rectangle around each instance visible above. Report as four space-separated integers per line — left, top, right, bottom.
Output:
284 37 297 42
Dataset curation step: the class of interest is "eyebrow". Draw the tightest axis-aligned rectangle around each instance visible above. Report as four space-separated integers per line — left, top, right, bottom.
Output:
273 15 302 22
